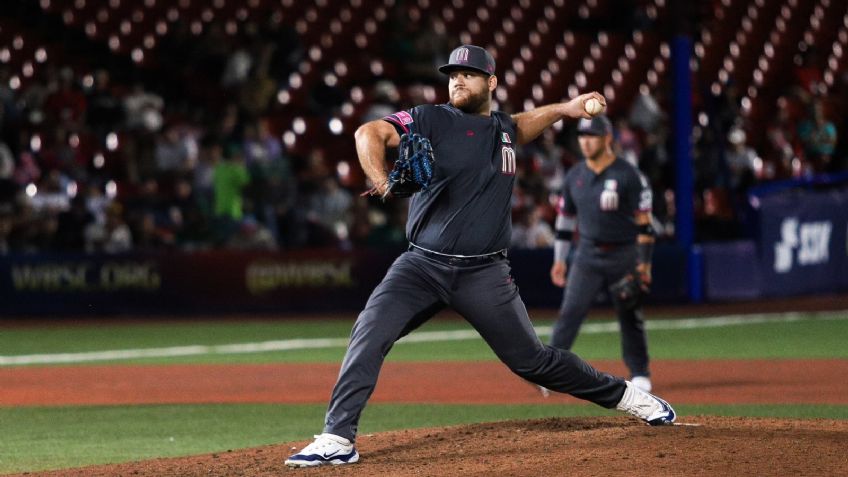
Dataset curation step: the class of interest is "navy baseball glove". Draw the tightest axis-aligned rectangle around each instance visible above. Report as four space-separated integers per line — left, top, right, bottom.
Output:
384 133 434 198
609 272 646 310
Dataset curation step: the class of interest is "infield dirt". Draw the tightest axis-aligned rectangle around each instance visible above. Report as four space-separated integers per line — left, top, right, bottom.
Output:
13 416 848 476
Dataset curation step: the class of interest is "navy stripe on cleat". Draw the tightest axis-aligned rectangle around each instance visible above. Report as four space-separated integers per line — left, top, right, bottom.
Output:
616 380 677 426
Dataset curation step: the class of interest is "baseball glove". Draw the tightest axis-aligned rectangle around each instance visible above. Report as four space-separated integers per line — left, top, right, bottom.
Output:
609 272 646 310
384 133 435 198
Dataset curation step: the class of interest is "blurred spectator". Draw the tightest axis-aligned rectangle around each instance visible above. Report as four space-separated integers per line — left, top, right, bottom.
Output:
85 70 125 140
212 145 250 241
242 120 298 246
523 128 566 193
361 81 401 123
85 182 111 225
53 194 94 251
0 142 18 210
797 100 837 173
0 148 16 254
133 211 177 251
170 178 211 249
308 71 346 116
43 67 86 128
154 125 193 182
511 206 555 249
614 119 642 168
19 68 50 132
123 83 165 133
305 176 353 248
0 208 11 254
29 170 71 215
194 136 223 216
221 35 254 89
724 127 757 193
765 96 801 180
14 150 42 186
265 22 303 80
1 68 23 150
628 89 663 134
404 14 452 84
793 48 824 95
365 202 408 250
85 202 133 254
226 216 278 251
38 127 85 179
238 47 277 119
126 178 165 222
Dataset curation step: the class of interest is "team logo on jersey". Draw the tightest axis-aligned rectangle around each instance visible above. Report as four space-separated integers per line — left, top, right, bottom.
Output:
638 175 653 211
390 111 414 125
501 146 516 175
501 132 511 143
600 179 619 211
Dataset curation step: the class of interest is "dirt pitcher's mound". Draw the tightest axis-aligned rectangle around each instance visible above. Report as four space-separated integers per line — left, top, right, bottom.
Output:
19 416 848 477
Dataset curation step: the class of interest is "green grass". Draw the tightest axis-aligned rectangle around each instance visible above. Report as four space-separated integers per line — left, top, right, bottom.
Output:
1 312 847 365
1 403 846 474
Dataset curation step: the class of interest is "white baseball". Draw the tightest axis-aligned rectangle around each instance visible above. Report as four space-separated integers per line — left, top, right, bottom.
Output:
584 98 604 116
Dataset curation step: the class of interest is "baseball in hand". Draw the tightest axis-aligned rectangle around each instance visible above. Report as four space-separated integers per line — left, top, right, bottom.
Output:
584 98 604 116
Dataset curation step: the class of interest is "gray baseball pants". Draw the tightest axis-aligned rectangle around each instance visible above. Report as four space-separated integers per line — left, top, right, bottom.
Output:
323 247 626 441
550 242 650 378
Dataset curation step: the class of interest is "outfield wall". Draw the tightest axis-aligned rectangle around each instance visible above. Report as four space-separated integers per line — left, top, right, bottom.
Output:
0 245 689 315
2 187 846 315
702 186 848 301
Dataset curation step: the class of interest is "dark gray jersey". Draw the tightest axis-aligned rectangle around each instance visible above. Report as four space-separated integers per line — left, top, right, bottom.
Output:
559 158 652 244
383 104 518 255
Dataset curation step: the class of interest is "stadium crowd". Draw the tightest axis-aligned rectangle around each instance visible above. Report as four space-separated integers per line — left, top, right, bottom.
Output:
0 2 846 255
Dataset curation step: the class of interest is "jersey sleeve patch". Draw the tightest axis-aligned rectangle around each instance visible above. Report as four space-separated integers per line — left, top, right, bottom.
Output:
382 111 414 134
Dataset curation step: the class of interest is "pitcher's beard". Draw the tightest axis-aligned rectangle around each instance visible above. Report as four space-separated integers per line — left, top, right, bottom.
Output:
451 89 489 114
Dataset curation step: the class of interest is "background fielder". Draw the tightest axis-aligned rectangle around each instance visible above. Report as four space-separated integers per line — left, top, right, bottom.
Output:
550 115 657 392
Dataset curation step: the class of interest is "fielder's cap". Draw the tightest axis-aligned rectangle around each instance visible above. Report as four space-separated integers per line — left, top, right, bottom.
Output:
438 45 496 76
576 115 613 136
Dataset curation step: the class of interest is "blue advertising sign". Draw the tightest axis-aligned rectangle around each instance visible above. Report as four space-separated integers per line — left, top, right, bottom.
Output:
756 189 848 296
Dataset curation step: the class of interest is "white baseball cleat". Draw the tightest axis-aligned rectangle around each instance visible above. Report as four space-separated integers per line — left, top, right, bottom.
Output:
631 375 652 393
285 433 360 467
616 380 676 426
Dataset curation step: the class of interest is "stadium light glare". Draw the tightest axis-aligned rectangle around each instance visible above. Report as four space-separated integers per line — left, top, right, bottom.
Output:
329 118 343 135
106 180 117 199
106 133 119 151
30 134 42 153
293 118 306 135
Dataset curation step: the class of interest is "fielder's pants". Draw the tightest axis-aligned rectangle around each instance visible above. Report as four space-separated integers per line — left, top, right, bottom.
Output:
550 242 650 378
323 248 626 441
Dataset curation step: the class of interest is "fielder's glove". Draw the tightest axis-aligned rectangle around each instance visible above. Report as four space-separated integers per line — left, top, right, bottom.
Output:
384 133 435 198
609 272 647 310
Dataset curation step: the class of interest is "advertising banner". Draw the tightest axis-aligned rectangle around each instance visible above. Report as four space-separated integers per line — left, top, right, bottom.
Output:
756 189 848 296
0 245 689 316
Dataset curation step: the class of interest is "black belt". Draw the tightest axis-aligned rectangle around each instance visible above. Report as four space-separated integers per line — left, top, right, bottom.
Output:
589 241 632 252
408 245 507 266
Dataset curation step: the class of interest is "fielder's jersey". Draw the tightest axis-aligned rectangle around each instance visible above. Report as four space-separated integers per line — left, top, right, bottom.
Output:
559 158 652 244
383 104 518 255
